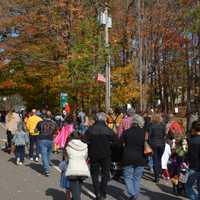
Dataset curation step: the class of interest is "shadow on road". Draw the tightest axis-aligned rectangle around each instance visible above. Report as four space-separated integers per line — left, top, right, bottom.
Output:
140 187 184 200
158 183 187 199
84 181 185 200
83 182 126 200
51 159 60 166
158 183 174 194
142 174 153 182
8 157 16 165
107 185 128 200
46 188 65 200
25 162 44 175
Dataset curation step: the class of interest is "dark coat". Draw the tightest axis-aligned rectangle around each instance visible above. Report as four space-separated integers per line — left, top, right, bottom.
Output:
121 125 146 167
84 121 119 160
148 123 166 147
188 135 200 172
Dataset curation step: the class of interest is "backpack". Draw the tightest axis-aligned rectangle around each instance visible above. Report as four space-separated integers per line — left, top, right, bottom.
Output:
40 120 57 137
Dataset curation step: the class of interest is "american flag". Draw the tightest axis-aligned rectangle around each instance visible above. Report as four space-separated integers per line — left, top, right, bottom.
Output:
96 73 106 83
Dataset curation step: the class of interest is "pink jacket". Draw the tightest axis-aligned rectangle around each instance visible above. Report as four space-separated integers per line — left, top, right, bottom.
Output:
54 124 74 148
117 116 133 137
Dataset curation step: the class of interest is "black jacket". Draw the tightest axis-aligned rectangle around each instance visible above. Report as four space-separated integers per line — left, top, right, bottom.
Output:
188 135 200 172
84 121 118 160
121 125 146 166
149 123 165 147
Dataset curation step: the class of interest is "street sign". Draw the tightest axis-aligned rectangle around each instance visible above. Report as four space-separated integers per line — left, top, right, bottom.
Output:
60 92 68 109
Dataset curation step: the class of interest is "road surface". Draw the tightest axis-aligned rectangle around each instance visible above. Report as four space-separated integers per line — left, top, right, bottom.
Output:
0 148 187 200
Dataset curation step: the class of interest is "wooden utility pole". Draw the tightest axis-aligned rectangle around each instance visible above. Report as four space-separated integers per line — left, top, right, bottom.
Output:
103 4 112 113
99 3 112 113
105 5 111 113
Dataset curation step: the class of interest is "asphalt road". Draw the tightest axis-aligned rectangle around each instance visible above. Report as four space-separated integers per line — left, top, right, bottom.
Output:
0 147 188 200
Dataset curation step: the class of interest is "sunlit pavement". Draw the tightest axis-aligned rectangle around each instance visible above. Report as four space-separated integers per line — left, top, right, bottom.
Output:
0 147 188 200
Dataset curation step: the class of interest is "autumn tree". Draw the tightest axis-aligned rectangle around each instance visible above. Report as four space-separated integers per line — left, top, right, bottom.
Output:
1 0 198 114
111 64 140 106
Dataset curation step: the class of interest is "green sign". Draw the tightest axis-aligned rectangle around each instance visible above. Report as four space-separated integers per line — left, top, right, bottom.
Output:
60 92 68 109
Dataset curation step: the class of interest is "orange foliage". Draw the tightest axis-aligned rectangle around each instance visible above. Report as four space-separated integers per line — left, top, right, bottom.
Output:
0 80 17 89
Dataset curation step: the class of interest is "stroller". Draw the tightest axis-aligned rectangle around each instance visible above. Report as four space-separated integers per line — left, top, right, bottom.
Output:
170 154 189 195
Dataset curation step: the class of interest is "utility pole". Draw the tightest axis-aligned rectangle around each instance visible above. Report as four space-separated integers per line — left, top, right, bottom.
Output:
104 5 112 113
138 0 143 112
99 4 112 113
105 6 110 113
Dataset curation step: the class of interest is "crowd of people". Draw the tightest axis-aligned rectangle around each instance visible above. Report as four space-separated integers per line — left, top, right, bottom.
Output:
1 106 200 200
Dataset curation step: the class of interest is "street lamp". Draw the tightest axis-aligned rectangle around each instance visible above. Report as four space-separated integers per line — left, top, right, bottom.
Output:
99 4 112 113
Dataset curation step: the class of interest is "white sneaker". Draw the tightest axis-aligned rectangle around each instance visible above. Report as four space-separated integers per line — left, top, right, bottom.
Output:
30 157 34 161
35 157 39 162
16 158 20 165
19 162 23 165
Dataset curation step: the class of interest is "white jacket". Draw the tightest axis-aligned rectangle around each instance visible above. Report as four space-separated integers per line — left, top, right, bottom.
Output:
65 139 90 178
161 143 171 169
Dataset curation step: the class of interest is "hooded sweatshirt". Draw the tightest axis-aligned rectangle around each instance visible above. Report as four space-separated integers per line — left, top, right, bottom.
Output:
26 115 42 136
65 139 90 178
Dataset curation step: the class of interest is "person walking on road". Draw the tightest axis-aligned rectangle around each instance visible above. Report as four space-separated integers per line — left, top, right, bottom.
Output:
36 111 57 176
121 114 146 200
12 121 29 165
5 110 21 153
186 120 200 200
84 112 119 200
26 109 43 161
65 130 90 200
148 114 166 183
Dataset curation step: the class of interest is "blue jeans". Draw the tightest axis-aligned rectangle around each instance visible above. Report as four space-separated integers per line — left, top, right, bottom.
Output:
123 165 144 198
186 170 200 200
29 135 39 158
148 156 153 170
39 140 52 173
16 145 25 162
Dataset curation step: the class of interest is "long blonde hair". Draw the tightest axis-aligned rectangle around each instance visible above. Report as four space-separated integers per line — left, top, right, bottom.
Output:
151 114 162 124
6 111 13 121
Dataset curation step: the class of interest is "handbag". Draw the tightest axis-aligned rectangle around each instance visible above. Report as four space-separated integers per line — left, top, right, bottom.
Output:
144 141 153 156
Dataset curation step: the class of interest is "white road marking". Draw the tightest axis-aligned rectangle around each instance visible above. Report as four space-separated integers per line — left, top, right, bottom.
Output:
52 164 96 198
52 165 61 173
82 186 96 198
